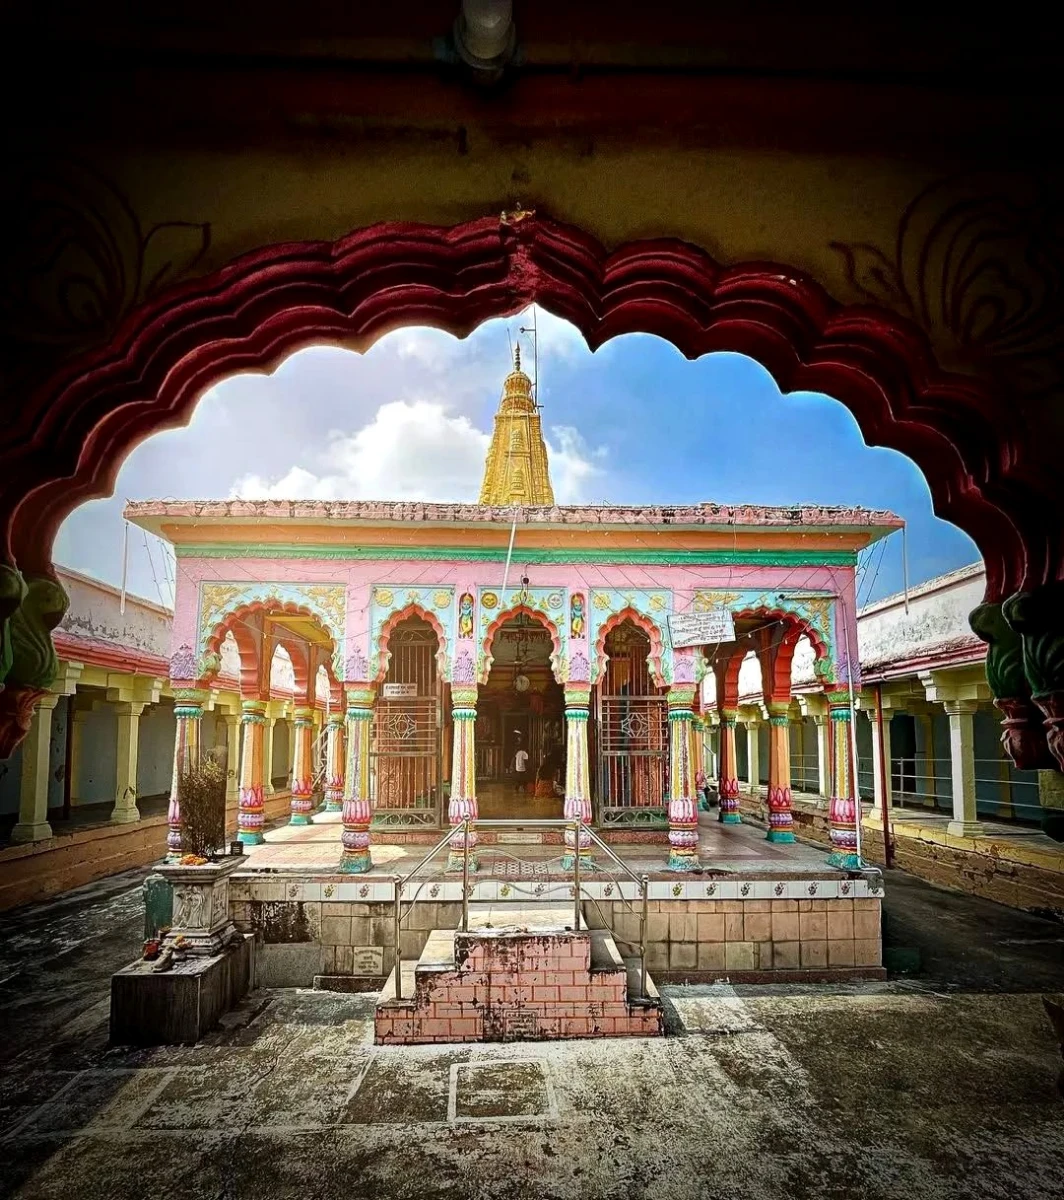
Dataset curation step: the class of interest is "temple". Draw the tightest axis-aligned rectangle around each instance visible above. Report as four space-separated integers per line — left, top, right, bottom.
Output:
127 352 901 885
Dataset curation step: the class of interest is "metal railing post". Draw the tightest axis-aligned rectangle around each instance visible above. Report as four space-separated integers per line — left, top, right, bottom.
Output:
573 818 582 930
639 872 649 1000
461 818 470 933
394 875 403 1001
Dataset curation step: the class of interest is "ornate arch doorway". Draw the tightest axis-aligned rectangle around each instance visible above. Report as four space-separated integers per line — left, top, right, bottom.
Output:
370 615 444 830
595 619 669 828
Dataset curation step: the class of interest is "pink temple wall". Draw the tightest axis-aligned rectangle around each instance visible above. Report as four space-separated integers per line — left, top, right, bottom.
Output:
171 556 857 686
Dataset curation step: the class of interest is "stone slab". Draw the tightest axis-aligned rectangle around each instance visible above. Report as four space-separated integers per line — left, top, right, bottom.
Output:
256 942 325 987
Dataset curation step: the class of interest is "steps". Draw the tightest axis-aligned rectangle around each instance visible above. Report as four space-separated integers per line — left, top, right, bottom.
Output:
375 903 662 1044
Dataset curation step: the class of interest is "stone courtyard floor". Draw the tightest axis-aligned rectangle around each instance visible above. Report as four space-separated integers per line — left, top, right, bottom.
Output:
1 869 1063 1199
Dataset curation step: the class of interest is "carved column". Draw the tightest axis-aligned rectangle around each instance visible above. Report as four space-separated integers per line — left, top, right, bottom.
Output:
814 715 831 798
741 713 761 793
766 702 795 843
944 699 981 837
717 708 741 824
289 705 315 824
826 693 860 869
237 699 267 845
340 686 375 873
223 712 241 836
167 689 206 859
11 694 60 843
324 712 345 812
562 684 593 870
262 714 277 795
447 684 479 872
111 701 146 824
667 685 701 870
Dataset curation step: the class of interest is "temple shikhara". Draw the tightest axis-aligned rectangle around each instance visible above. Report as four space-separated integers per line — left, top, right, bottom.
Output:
127 351 900 882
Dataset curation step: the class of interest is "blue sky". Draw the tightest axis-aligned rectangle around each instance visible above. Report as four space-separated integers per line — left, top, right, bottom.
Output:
55 306 979 609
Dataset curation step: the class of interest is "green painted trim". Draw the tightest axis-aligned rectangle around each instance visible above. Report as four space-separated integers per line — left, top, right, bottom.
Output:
176 543 858 567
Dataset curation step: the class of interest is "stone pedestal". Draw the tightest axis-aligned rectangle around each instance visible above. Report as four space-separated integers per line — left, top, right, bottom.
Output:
110 934 254 1045
156 856 243 956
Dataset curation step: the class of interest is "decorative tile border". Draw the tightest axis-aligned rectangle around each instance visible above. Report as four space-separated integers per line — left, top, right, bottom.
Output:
233 873 882 904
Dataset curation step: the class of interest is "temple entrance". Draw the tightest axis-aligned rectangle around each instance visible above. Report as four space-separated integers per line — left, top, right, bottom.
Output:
595 620 669 828
370 616 443 829
476 611 565 820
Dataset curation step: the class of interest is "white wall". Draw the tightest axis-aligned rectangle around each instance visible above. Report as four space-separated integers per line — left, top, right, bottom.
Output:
57 566 171 657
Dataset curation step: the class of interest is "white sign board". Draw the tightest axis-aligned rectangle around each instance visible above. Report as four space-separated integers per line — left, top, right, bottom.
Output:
382 682 418 699
668 610 735 648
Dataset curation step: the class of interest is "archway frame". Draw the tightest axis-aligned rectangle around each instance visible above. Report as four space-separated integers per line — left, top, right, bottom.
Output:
3 211 1053 603
480 604 564 686
374 602 449 684
594 607 667 689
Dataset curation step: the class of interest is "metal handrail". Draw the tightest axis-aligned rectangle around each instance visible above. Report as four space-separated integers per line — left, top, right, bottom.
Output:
391 816 650 1003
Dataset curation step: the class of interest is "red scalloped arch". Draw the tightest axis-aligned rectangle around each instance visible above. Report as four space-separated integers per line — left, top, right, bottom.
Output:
594 607 666 688
4 212 1056 600
375 603 447 683
204 599 338 699
480 604 563 684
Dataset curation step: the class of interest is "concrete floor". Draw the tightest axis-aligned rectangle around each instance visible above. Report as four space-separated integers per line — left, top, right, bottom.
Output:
1 868 1062 1199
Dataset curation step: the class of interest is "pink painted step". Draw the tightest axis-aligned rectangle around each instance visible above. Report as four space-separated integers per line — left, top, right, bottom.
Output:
376 904 662 1044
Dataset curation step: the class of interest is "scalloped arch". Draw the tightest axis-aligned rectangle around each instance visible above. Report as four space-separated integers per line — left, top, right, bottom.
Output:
594 607 666 688
480 604 563 685
375 603 449 683
731 606 832 677
5 212 1055 599
204 599 338 699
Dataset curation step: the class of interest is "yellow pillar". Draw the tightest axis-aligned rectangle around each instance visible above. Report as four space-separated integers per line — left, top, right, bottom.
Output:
290 706 315 824
446 684 479 872
237 699 267 844
262 714 277 794
111 701 146 824
224 712 241 835
12 694 60 843
325 712 345 812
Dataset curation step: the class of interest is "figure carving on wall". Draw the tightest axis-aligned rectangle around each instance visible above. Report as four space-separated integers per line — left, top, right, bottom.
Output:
458 593 475 639
570 593 585 639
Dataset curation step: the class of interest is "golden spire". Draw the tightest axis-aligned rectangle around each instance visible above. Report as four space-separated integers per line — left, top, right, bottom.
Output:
479 345 555 506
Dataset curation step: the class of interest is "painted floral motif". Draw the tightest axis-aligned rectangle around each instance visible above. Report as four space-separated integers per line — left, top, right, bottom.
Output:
481 591 499 610
774 882 785 896
433 590 452 611
671 882 683 897
840 881 851 895
453 650 476 684
593 593 612 611
323 884 334 898
429 884 440 898
170 643 197 680
546 592 564 611
568 650 590 683
740 882 751 897
649 594 667 611
359 883 370 898
705 882 717 896
345 649 370 682
808 882 818 896
374 588 394 606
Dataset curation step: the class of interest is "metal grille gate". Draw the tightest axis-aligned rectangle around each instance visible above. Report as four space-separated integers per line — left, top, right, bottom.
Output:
371 622 443 828
595 622 668 827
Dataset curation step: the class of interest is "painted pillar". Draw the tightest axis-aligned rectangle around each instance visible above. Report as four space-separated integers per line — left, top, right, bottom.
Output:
167 689 206 858
826 693 860 869
11 694 60 843
944 699 981 836
224 713 241 836
562 684 593 870
111 701 146 824
868 708 894 815
68 705 90 806
262 715 277 795
743 716 760 793
446 684 479 872
325 712 345 812
237 699 267 845
667 685 701 870
717 708 741 824
766 702 795 843
289 705 315 824
814 715 831 798
340 686 375 873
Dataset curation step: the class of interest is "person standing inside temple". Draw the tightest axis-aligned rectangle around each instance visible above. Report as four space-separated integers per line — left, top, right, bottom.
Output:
513 737 529 795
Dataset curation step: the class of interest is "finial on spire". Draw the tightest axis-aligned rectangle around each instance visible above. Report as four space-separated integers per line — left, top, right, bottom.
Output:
514 342 521 371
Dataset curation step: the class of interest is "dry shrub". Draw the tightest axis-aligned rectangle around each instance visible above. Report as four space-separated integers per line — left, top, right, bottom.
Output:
178 758 226 858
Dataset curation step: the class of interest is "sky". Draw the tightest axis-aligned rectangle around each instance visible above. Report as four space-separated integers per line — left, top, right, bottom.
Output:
55 306 979 610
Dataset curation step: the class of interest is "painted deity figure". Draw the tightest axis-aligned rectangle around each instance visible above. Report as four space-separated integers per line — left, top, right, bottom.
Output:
458 592 475 639
570 593 585 639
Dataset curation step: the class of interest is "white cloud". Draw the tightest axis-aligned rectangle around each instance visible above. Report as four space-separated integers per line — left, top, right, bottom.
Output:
231 398 606 505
